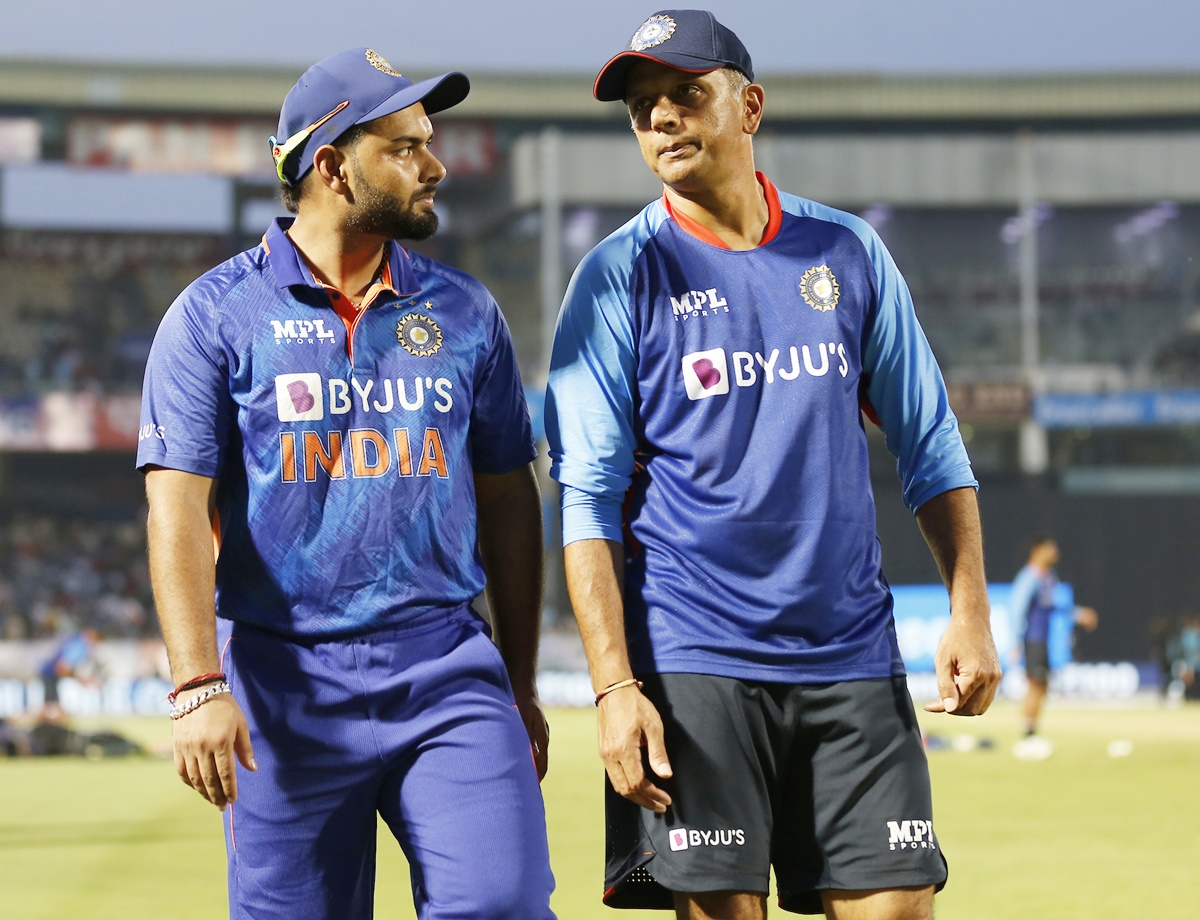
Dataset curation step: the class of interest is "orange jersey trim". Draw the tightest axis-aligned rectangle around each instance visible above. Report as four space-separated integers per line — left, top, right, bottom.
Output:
661 172 782 250
309 254 399 363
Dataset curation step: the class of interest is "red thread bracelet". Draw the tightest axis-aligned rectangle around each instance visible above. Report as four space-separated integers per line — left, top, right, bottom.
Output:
168 672 226 704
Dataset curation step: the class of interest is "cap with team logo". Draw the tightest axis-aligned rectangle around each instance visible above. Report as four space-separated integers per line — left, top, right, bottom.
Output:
593 9 754 102
271 47 470 185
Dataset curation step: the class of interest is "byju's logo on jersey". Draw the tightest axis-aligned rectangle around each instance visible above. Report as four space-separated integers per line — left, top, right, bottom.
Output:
682 341 850 401
886 819 936 851
668 827 747 851
270 318 337 343
275 373 324 421
682 348 730 400
137 423 165 443
799 265 840 312
671 287 729 322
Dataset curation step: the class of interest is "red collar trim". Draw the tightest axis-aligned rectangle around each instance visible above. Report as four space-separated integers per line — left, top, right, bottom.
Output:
661 172 782 250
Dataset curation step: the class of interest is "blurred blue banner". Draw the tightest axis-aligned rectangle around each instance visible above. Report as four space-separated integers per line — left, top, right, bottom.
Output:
892 581 1075 674
1035 391 1200 428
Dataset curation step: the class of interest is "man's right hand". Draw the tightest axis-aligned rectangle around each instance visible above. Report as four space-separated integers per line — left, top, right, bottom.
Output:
172 693 256 810
597 685 673 812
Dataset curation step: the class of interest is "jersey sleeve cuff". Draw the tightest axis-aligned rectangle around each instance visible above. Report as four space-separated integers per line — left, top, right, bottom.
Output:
135 448 221 478
907 470 979 514
561 485 624 546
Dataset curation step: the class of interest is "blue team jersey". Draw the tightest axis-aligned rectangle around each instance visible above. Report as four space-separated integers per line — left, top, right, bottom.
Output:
546 175 976 683
137 219 536 638
1010 563 1058 644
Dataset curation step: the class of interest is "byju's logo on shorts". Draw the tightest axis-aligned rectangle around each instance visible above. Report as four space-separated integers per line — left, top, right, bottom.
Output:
886 819 936 851
667 827 746 851
275 373 324 421
681 348 730 400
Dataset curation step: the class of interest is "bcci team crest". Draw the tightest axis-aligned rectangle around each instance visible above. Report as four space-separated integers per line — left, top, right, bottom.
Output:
397 313 442 356
799 265 841 312
630 14 676 51
365 49 402 77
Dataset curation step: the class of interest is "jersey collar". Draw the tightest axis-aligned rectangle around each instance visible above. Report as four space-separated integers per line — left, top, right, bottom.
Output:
661 172 783 250
262 217 422 298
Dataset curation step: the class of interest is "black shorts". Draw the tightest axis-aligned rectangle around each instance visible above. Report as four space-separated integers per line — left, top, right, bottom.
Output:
603 674 947 915
1024 640 1051 683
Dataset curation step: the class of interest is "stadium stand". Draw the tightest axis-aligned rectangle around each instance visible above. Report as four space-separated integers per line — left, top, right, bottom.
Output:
0 61 1198 679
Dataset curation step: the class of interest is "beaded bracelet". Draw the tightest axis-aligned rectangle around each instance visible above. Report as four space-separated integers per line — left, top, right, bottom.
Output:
594 678 644 706
167 672 226 705
169 681 232 720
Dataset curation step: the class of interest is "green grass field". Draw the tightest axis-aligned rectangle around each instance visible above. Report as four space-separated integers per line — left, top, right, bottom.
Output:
2 699 1198 919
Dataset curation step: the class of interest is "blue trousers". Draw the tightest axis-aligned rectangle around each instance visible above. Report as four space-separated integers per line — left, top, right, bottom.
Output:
217 610 556 919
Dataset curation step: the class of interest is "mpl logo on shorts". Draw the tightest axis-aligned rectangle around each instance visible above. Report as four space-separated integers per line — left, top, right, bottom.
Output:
276 373 324 421
667 827 747 851
886 819 936 851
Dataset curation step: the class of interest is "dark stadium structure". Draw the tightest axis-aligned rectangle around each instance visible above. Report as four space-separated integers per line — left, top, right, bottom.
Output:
1 58 1198 666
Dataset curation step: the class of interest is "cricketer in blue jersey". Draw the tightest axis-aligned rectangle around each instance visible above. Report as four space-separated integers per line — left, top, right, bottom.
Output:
545 11 1002 919
1011 536 1098 742
138 48 555 920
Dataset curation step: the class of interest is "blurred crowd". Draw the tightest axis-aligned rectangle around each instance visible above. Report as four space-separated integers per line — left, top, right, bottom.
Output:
0 236 218 396
3 215 1200 399
0 512 156 641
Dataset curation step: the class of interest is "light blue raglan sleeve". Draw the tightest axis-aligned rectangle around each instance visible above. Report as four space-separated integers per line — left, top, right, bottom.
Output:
849 217 977 512
545 240 640 546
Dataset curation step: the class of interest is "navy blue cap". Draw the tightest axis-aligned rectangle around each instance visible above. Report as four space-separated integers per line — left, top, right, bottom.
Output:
594 10 754 102
271 47 470 185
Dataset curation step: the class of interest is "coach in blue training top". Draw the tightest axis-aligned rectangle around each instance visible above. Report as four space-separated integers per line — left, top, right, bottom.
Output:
546 10 1002 919
138 48 555 920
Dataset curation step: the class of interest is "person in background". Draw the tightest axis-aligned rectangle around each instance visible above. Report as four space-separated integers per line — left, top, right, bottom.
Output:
1011 535 1098 756
37 626 100 721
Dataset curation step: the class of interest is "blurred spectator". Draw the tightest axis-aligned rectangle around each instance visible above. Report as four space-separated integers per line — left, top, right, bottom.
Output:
1148 615 1177 698
0 717 34 757
38 625 101 722
1165 614 1200 702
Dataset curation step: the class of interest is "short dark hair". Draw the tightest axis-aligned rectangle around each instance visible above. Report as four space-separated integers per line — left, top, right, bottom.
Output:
1026 534 1057 556
278 123 369 214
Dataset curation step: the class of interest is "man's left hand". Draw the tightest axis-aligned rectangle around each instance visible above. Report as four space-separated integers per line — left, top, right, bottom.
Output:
924 614 1003 716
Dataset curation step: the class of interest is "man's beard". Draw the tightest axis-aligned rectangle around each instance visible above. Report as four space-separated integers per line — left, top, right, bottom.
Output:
346 169 439 241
